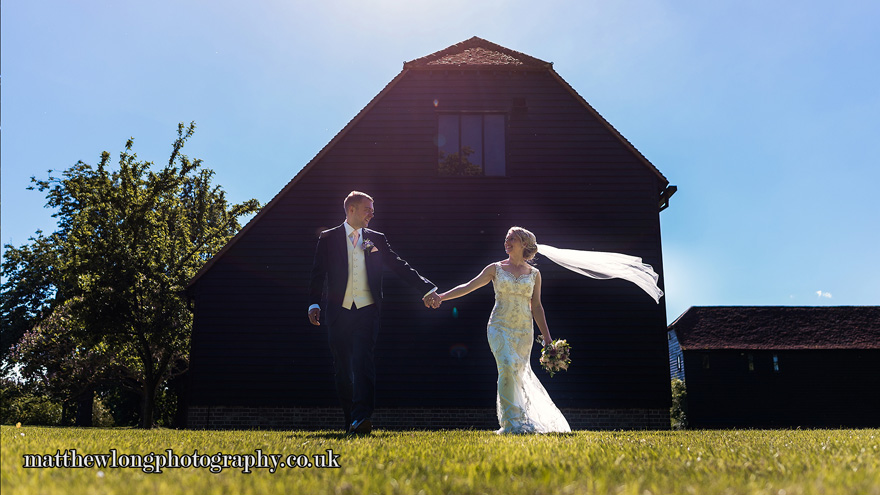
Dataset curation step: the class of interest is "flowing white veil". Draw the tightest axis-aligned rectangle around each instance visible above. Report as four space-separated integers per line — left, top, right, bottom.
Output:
536 243 664 303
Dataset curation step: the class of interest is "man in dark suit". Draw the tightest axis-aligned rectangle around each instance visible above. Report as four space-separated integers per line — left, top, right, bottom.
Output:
308 191 441 435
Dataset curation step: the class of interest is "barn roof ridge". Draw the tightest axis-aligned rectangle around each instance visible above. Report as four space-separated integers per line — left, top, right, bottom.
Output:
403 36 552 69
669 306 880 350
186 38 671 289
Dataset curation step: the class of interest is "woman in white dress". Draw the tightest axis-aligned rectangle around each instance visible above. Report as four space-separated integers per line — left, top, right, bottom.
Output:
437 227 571 434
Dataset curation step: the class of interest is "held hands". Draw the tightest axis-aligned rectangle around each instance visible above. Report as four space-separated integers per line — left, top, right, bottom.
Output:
308 307 321 326
423 291 442 309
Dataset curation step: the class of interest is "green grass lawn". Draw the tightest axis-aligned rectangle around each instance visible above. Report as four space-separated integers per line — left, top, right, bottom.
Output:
2 425 878 495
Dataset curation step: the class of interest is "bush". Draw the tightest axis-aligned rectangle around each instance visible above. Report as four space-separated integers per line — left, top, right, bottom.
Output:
91 396 115 427
670 378 688 430
0 379 63 426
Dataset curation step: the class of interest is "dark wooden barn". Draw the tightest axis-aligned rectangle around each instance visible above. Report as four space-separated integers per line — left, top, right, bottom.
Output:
184 37 677 430
668 306 880 428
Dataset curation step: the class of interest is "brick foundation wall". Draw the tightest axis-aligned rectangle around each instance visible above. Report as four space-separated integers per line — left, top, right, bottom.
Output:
186 406 669 430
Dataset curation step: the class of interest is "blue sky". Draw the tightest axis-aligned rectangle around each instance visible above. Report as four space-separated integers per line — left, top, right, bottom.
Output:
3 0 878 323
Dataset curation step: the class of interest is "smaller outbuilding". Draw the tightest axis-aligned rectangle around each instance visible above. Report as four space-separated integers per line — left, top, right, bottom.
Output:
668 306 879 428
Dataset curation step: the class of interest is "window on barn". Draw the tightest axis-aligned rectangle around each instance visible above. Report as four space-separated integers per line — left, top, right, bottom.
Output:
676 355 683 372
772 354 780 372
437 113 506 176
747 353 755 372
701 354 710 370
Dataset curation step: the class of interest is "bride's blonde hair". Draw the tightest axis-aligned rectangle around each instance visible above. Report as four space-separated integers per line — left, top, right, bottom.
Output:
507 226 538 261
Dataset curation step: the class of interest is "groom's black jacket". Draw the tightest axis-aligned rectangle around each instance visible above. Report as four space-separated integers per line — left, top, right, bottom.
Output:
309 225 435 325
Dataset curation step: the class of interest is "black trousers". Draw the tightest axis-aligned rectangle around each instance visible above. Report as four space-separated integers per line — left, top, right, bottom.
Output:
327 304 380 426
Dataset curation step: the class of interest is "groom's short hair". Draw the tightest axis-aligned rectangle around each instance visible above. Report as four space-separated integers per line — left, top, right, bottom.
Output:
344 191 374 212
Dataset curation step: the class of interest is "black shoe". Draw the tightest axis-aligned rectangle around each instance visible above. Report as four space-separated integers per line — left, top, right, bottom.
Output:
348 418 372 435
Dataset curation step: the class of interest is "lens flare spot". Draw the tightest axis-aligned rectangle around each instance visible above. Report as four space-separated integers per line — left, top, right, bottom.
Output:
449 344 468 359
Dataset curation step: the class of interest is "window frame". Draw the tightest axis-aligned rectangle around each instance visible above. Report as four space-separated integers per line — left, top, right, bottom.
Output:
436 111 507 177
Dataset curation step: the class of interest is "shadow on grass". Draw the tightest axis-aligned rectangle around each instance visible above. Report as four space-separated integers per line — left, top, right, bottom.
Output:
284 429 581 439
285 431 376 440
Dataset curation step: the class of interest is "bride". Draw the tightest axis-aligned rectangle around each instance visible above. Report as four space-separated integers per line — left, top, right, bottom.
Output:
437 227 571 434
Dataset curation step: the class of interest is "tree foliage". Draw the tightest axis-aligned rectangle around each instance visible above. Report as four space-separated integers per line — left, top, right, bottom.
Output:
438 146 482 176
2 122 260 427
8 298 110 424
0 232 66 356
6 296 145 427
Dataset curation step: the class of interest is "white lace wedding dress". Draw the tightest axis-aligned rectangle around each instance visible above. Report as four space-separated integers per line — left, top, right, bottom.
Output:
487 262 571 434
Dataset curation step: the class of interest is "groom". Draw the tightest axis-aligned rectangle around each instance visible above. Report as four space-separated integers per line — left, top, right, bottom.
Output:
308 191 441 435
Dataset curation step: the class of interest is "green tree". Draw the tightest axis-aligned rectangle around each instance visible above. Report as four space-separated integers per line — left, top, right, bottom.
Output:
0 231 66 356
1 123 260 427
7 298 119 425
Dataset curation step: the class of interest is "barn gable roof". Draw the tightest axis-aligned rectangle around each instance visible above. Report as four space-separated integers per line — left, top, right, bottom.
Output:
187 37 670 289
669 306 880 350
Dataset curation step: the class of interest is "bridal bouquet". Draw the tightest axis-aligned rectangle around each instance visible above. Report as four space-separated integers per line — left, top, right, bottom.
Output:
536 337 572 377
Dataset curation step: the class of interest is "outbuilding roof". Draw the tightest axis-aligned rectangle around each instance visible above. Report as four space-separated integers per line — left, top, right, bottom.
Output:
669 306 880 350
